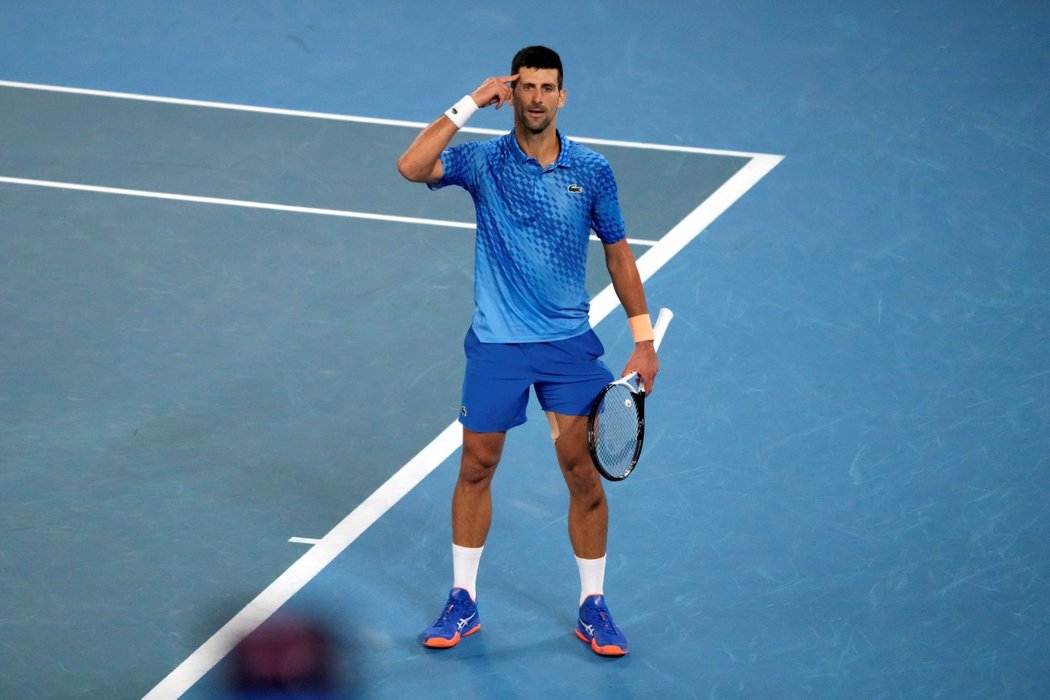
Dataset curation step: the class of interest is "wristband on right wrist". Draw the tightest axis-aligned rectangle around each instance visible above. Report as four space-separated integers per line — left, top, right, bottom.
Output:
444 95 478 129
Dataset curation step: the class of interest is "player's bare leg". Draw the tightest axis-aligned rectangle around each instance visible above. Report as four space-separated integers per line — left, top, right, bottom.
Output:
551 412 628 656
452 428 506 548
422 428 503 649
551 413 608 559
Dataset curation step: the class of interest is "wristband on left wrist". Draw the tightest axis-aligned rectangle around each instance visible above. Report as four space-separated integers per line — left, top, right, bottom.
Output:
629 314 655 343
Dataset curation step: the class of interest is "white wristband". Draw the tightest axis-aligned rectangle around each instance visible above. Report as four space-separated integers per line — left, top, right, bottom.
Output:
444 95 478 129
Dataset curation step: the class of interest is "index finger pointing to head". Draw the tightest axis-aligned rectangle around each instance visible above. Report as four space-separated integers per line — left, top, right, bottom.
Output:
502 74 519 84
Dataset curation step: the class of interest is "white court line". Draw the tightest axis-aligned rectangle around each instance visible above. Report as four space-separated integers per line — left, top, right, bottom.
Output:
0 176 476 230
0 178 658 246
0 79 783 697
0 79 771 159
143 151 782 700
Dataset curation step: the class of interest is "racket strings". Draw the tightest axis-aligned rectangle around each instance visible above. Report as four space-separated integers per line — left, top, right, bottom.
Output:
592 385 642 478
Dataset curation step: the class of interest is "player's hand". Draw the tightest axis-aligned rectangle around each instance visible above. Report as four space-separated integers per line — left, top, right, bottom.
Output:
625 341 659 395
470 74 517 110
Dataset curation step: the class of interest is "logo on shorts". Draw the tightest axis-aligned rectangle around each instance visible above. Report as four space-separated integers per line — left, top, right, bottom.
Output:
567 183 583 194
460 405 468 417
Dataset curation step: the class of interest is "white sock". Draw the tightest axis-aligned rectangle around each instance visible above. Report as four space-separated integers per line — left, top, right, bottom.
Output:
575 554 607 605
452 544 484 601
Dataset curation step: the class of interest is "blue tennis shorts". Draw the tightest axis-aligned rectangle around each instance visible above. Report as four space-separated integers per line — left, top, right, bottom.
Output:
459 328 615 433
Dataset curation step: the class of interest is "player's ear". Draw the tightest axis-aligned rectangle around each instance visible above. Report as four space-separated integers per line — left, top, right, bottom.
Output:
558 88 566 109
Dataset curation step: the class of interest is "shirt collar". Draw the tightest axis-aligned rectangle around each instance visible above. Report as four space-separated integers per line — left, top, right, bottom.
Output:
504 130 573 169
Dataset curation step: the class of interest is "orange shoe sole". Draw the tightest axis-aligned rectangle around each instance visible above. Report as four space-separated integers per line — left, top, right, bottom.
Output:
575 629 627 656
424 623 480 648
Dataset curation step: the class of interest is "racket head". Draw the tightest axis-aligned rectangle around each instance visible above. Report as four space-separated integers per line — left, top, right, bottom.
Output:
587 380 645 481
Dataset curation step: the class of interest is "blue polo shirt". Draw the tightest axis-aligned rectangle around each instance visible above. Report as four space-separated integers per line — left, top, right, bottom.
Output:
430 131 627 343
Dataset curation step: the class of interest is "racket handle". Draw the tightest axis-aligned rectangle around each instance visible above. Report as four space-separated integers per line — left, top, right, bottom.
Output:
653 307 674 351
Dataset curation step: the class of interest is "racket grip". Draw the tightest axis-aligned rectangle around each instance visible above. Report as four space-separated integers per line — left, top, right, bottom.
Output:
653 307 674 351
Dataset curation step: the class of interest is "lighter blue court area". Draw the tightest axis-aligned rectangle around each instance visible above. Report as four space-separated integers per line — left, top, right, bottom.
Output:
1 2 1048 698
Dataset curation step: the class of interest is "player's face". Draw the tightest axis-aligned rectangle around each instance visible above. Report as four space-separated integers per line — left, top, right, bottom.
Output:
512 67 565 134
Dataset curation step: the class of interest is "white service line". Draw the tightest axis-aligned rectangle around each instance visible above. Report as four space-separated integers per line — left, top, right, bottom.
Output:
0 177 659 245
0 176 475 229
143 149 782 699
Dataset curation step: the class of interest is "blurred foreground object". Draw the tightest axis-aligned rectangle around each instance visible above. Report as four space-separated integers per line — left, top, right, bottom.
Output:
226 612 345 699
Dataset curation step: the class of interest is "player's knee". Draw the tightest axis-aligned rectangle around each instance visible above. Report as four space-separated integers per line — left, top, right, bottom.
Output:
563 458 602 497
569 480 606 512
461 430 505 473
460 447 501 485
460 451 498 481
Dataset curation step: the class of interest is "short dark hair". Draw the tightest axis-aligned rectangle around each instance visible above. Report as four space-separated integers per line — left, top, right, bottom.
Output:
511 45 563 89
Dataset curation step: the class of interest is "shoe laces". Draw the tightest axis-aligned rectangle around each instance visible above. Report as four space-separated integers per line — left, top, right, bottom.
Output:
595 608 618 633
434 593 472 626
434 601 457 625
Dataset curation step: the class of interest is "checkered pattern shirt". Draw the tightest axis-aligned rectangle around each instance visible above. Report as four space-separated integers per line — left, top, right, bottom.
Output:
431 130 627 342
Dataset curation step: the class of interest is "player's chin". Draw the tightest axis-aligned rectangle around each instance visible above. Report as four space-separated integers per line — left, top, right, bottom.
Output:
523 117 553 134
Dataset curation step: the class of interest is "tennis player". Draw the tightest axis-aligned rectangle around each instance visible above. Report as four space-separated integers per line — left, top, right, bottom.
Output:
397 45 659 656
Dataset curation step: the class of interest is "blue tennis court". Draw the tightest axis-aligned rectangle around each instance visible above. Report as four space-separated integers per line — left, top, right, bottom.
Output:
1 2 1047 698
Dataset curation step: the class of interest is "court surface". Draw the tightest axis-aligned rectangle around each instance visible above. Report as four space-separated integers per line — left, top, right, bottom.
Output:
1 2 1047 698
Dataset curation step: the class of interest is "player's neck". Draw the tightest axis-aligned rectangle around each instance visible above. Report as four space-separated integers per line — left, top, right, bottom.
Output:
514 125 561 168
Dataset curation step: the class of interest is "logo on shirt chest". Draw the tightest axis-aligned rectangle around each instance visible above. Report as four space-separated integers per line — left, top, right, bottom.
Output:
567 183 584 194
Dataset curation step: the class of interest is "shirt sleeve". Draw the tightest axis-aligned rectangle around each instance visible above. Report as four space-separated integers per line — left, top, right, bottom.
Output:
428 141 480 192
589 159 628 244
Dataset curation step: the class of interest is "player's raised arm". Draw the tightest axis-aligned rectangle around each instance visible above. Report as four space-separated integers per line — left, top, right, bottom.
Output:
396 74 517 183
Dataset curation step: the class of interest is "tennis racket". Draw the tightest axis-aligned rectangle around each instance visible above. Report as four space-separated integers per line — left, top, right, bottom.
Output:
587 307 673 481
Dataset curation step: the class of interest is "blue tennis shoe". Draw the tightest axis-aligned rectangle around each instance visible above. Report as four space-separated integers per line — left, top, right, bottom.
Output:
575 594 628 656
422 588 480 648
